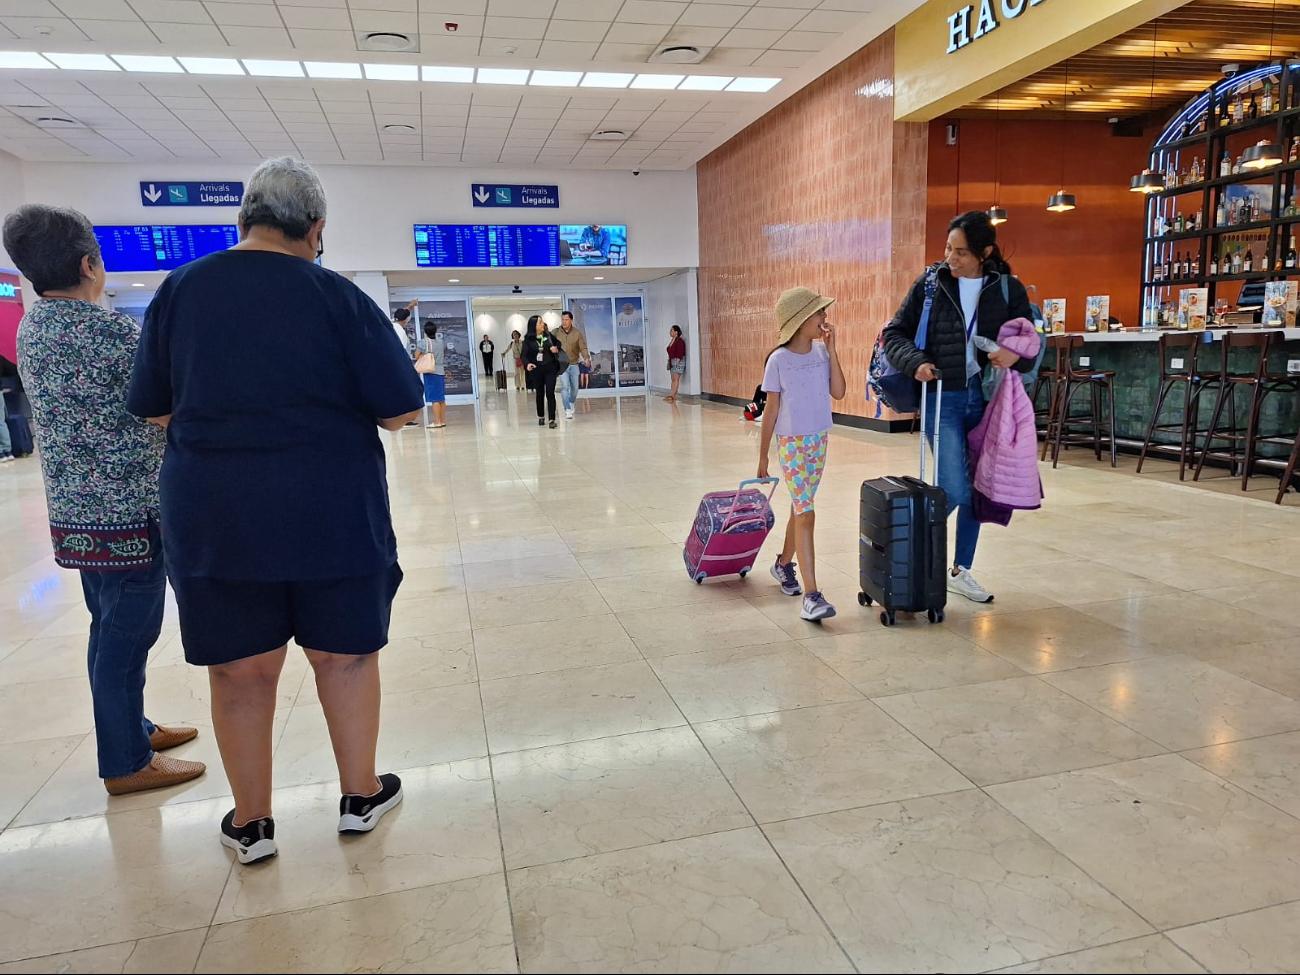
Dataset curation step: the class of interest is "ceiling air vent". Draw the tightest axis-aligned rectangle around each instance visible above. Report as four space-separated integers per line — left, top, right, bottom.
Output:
356 31 419 53
650 45 706 64
33 116 85 129
590 129 630 141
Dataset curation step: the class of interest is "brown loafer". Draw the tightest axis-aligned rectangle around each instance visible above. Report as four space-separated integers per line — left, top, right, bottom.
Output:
105 754 206 796
149 724 198 751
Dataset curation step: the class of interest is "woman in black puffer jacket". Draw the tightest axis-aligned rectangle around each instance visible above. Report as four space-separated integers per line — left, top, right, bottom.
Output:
882 210 1034 605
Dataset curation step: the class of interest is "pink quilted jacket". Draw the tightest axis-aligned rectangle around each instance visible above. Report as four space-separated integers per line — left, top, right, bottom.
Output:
967 318 1043 512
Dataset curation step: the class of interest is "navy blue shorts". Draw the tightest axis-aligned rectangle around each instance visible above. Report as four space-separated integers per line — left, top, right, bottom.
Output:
423 373 445 403
171 563 404 666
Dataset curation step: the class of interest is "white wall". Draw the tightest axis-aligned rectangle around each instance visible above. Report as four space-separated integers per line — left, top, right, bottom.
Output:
18 161 699 274
645 269 700 396
0 150 26 272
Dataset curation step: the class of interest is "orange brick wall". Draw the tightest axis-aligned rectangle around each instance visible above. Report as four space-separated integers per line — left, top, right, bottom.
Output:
696 30 928 419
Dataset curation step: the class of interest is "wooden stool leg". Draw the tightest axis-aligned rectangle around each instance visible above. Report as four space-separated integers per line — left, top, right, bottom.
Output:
1177 380 1195 481
1041 378 1063 462
1137 377 1174 474
1090 381 1102 462
1276 432 1300 504
1052 379 1078 469
1107 379 1118 467
1194 381 1231 481
1240 383 1266 491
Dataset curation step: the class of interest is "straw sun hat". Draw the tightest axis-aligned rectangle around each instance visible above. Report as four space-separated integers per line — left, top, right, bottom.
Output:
775 287 835 345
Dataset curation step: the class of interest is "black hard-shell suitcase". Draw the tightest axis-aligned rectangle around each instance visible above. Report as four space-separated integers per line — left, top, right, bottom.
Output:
495 369 507 390
858 378 948 627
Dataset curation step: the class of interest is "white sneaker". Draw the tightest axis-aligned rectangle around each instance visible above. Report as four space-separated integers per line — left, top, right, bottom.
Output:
0 455 13 464
565 408 574 419
948 567 994 603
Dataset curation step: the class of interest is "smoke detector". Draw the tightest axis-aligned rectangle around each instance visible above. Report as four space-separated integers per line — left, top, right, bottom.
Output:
356 31 419 53
650 45 706 65
590 129 630 141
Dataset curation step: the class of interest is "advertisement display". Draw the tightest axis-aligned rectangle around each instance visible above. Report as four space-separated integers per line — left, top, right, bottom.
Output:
568 297 616 389
614 296 645 387
419 300 475 397
559 224 628 266
413 224 628 268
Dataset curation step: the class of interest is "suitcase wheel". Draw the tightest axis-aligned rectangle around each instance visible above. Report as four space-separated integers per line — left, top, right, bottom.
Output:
857 592 873 607
694 573 706 584
739 567 749 578
927 607 945 624
879 610 897 627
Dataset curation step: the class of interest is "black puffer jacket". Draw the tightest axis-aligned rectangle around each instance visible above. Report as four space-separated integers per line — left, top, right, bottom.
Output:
883 263 1034 382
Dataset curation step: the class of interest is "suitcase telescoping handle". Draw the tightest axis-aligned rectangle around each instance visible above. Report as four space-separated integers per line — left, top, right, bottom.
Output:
721 477 780 533
918 372 942 486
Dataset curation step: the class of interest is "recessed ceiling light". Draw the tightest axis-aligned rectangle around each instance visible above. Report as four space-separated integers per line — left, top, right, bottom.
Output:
581 72 634 88
678 75 732 91
448 278 460 283
594 276 604 280
131 282 145 287
110 55 183 73
242 59 304 78
530 70 582 87
178 57 245 75
477 67 529 85
364 63 418 81
0 52 53 70
726 77 781 93
44 53 119 71
630 74 684 90
423 65 474 83
304 61 362 79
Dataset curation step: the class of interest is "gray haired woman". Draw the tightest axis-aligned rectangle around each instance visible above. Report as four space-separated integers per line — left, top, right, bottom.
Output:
127 158 424 864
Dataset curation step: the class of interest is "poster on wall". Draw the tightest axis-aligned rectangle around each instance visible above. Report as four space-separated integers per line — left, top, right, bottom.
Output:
614 297 645 387
419 300 475 396
568 297 616 389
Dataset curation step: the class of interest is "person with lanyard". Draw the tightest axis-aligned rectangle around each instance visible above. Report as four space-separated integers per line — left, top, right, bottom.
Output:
882 210 1034 604
479 333 494 378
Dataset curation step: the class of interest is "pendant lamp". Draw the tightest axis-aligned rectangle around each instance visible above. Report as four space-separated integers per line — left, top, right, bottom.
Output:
1048 60 1078 212
988 88 1009 224
1130 22 1166 193
1243 3 1285 170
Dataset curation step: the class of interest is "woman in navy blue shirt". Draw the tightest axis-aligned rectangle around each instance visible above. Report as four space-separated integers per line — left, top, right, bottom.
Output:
129 158 423 864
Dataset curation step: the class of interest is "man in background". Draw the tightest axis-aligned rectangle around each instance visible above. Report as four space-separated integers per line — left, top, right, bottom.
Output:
554 310 589 421
479 333 494 378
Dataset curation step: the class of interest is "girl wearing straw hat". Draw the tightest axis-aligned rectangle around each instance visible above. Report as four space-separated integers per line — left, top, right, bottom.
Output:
757 287 847 621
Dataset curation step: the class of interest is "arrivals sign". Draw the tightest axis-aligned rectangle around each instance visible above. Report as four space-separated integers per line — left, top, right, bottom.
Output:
471 183 560 208
946 0 1048 54
139 181 243 207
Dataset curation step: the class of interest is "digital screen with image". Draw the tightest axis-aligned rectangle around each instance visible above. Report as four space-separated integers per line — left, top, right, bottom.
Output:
558 225 628 266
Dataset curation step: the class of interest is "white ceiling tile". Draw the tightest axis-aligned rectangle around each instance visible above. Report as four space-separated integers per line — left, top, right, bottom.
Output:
735 6 805 30
773 29 835 50
222 25 295 47
52 0 138 18
676 3 746 27
543 19 608 42
351 11 418 32
568 95 616 109
129 0 213 24
616 0 686 24
706 46 762 64
795 7 862 30
661 25 727 45
418 34 482 57
279 5 351 29
288 28 358 49
75 19 161 44
537 39 600 61
720 27 784 47
753 48 808 68
605 22 668 44
814 0 870 9
551 0 620 23
203 2 283 28
594 42 656 61
478 36 540 56
151 22 227 44
419 0 487 14
486 0 554 16
482 16 547 39
2 15 87 39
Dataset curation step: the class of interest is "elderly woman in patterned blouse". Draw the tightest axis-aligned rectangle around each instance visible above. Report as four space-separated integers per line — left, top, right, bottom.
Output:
4 204 205 795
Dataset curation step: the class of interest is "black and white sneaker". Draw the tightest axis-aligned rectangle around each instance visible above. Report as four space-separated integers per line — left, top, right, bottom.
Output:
220 809 277 865
338 773 404 834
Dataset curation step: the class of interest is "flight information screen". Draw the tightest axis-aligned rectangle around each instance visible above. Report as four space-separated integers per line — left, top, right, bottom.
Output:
94 224 239 272
413 223 627 268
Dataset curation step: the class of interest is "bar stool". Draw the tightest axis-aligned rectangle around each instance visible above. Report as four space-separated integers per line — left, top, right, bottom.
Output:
1276 430 1300 504
1037 336 1071 459
1194 331 1298 488
1135 332 1221 480
1043 334 1118 468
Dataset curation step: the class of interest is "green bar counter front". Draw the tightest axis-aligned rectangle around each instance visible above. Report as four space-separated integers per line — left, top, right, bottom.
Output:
1054 328 1300 462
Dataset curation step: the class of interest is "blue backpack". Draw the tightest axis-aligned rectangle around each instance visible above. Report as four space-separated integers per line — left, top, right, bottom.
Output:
867 266 939 417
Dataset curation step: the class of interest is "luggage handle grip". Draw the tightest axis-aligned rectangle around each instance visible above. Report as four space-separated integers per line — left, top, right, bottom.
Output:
721 477 780 532
918 371 942 485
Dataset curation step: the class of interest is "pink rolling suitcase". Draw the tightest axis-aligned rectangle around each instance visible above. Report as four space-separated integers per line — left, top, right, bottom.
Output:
683 477 780 583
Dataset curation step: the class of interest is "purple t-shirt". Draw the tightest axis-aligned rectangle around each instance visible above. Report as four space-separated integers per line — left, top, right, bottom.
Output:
762 344 832 437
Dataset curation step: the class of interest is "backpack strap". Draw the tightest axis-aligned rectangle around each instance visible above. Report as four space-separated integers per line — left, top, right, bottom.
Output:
1000 272 1009 304
915 265 939 351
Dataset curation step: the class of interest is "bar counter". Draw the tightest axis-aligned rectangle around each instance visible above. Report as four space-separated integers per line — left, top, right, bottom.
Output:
1052 327 1300 460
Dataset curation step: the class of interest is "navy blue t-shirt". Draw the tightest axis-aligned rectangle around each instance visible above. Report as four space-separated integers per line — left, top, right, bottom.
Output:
127 250 423 581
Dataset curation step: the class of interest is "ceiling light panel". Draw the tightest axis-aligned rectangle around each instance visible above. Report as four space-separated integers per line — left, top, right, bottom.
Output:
581 73 635 88
423 65 475 83
364 63 419 81
304 62 363 79
178 57 246 76
45 53 120 72
726 77 781 92
110 55 183 74
242 60 304 78
477 68 530 85
679 75 732 91
531 70 583 87
0 52 53 70
631 74 684 90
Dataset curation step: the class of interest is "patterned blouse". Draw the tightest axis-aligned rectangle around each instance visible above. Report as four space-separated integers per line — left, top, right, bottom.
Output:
16 298 164 570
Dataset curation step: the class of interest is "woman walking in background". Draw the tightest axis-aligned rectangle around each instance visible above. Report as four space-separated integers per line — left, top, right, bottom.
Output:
128 158 424 864
420 320 447 429
522 314 562 428
508 328 525 391
665 325 686 402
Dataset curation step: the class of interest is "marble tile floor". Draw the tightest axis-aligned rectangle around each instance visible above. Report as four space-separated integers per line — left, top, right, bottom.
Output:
1 392 1299 973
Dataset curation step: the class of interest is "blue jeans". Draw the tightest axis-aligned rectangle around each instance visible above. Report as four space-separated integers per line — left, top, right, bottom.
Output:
922 375 987 570
80 555 165 778
560 363 581 410
0 392 10 457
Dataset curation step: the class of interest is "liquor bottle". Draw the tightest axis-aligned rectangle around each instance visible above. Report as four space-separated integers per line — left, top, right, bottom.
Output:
1292 137 1300 162
1229 198 1239 224
1233 154 1243 175
1176 212 1185 233
1195 209 1204 231
1245 246 1254 273
1288 235 1297 269
1210 252 1220 276
1216 197 1227 225
1191 252 1200 276
1221 149 1233 176
1233 245 1244 273
1249 92 1259 119
1233 90 1245 122
1263 78 1275 114
1166 253 1176 279
1153 258 1163 282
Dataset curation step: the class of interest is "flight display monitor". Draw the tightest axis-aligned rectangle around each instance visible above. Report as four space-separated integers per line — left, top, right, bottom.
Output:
413 223 627 268
94 224 239 272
